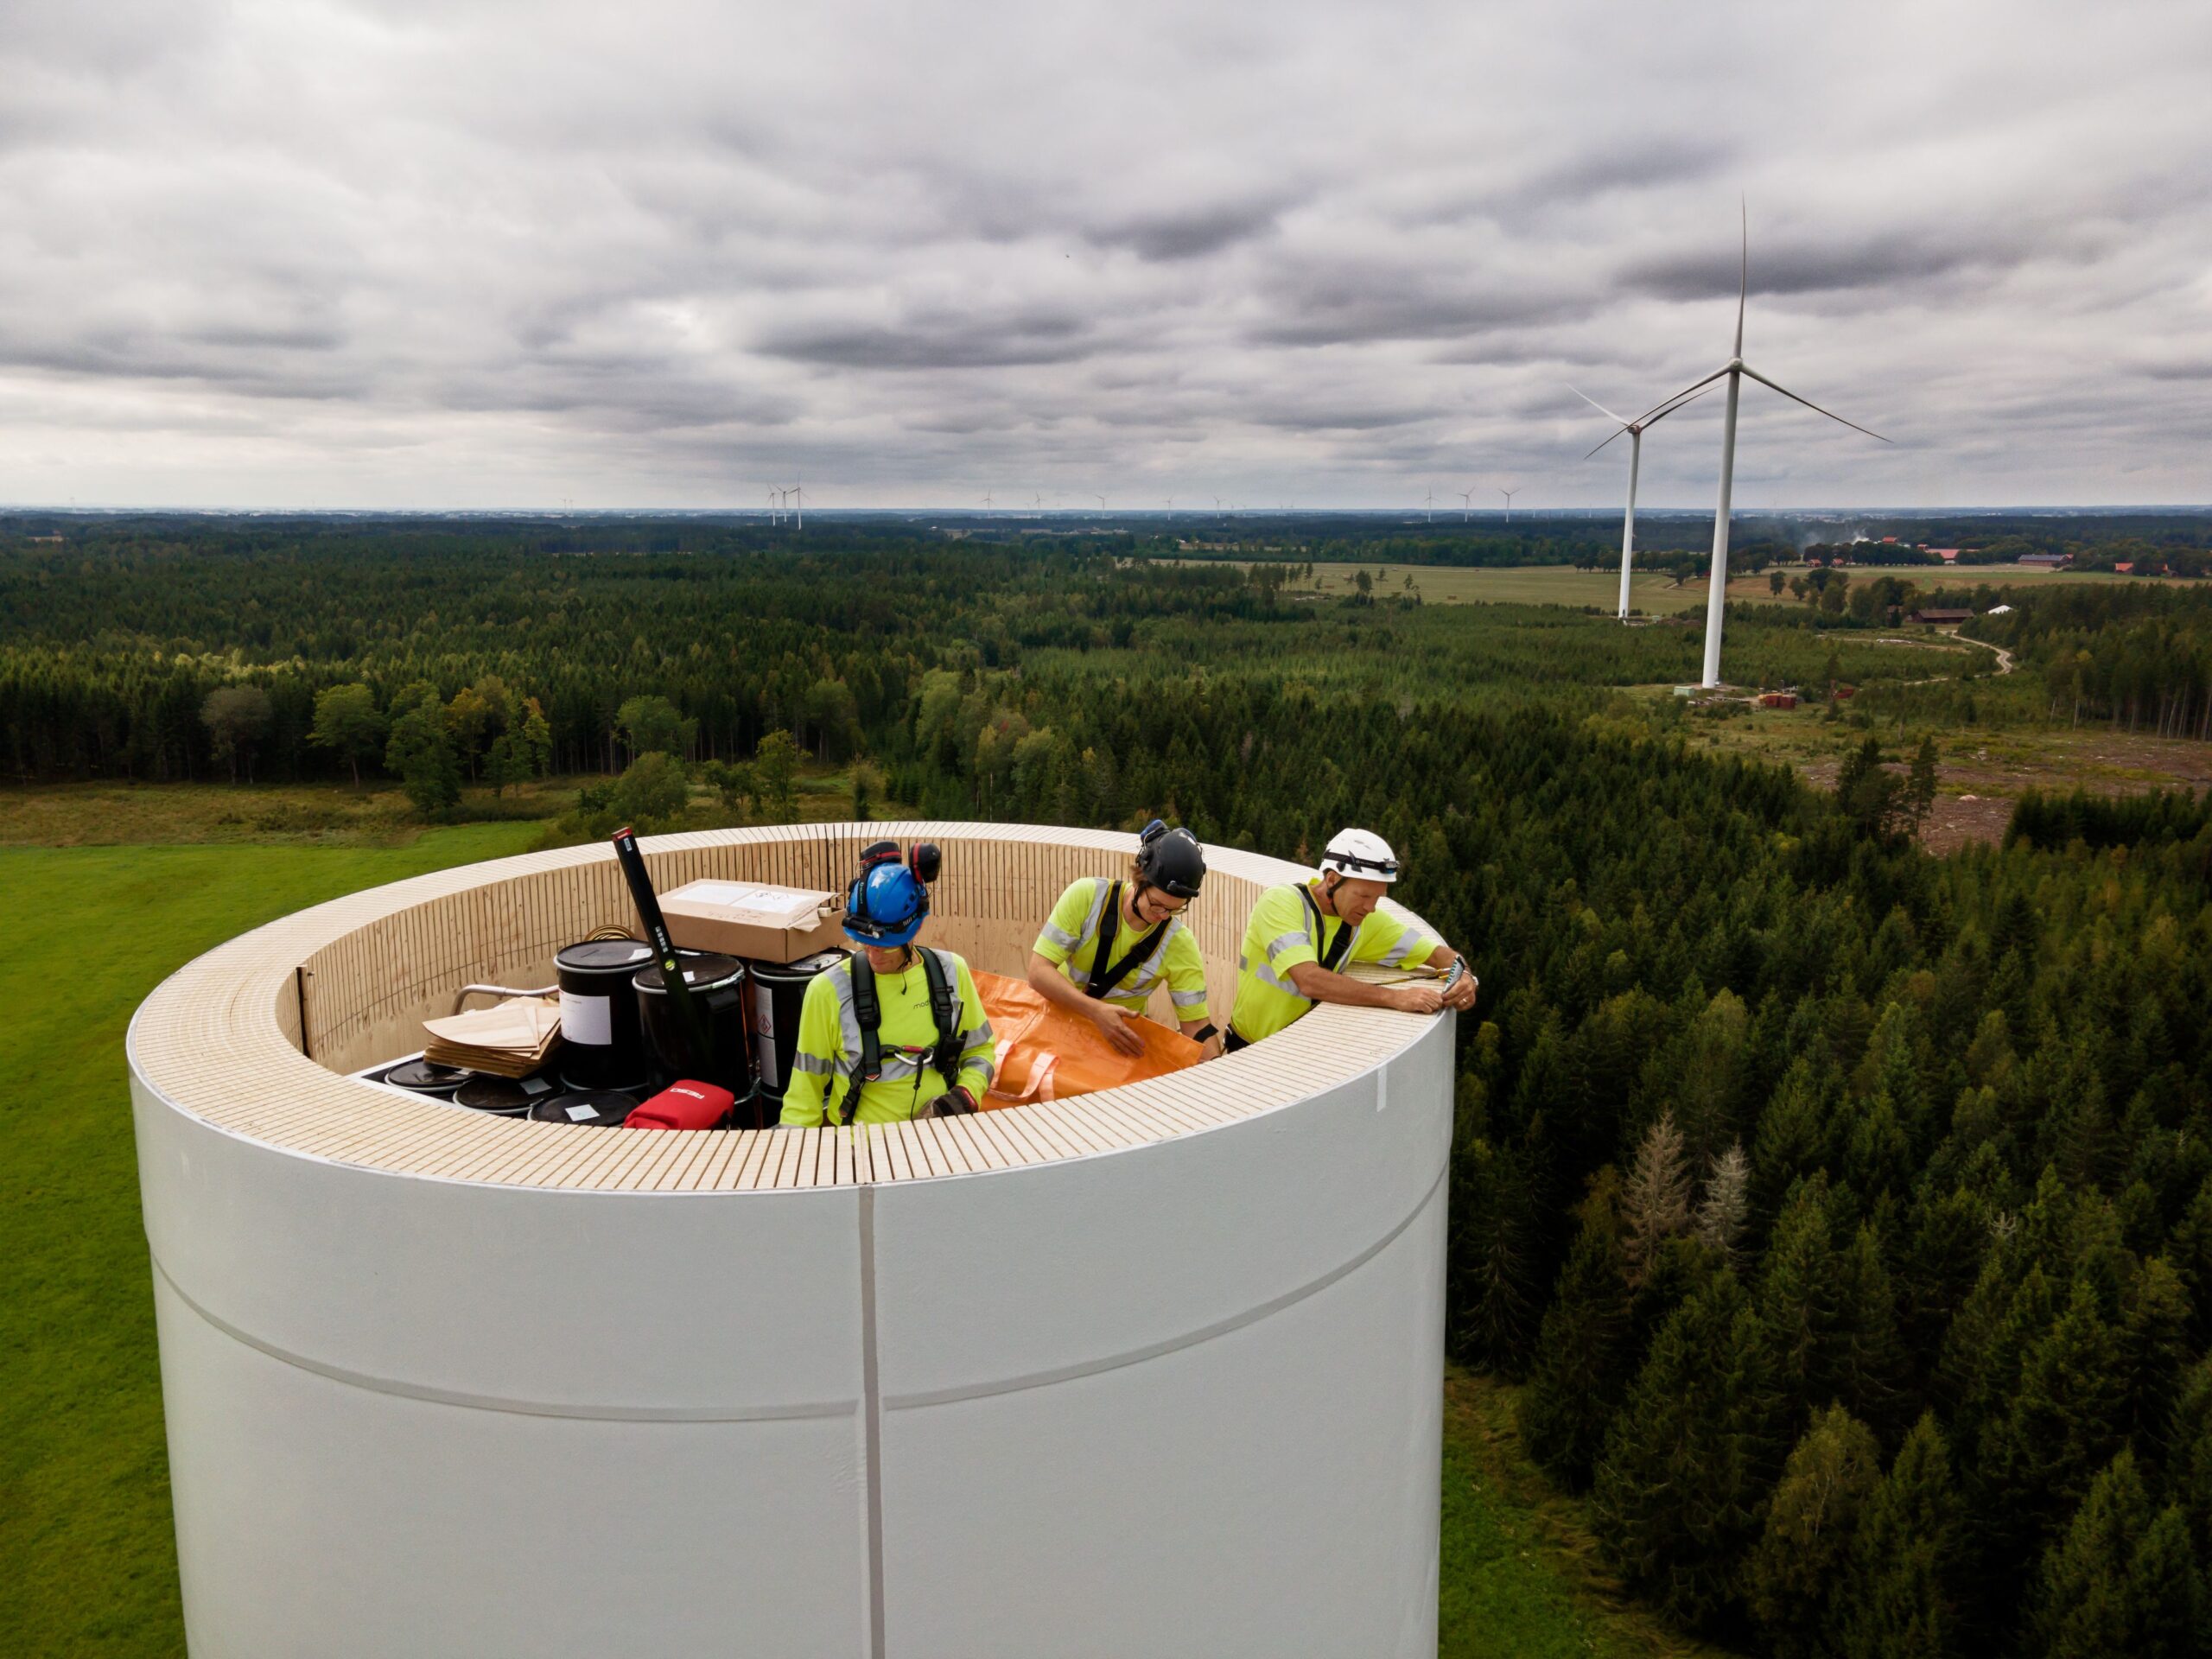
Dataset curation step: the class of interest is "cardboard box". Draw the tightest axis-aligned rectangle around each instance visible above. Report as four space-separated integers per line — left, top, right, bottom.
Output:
661 880 845 964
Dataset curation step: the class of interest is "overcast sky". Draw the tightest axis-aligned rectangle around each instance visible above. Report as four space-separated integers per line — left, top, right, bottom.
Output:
3 0 2209 511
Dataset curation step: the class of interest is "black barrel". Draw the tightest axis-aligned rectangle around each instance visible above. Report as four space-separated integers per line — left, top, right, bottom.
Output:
746 948 850 1116
555 938 657 1087
529 1090 639 1128
378 1058 470 1097
633 951 750 1096
454 1073 563 1116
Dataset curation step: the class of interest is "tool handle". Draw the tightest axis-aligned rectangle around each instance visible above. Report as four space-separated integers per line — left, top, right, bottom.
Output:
611 827 716 1065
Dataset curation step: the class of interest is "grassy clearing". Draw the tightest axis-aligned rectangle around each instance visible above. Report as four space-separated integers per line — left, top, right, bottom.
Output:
1440 1368 1738 1659
2 830 1726 1656
0 825 543 1657
0 762 902 852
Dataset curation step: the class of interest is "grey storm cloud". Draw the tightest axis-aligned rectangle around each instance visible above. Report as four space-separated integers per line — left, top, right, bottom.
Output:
1 0 2210 508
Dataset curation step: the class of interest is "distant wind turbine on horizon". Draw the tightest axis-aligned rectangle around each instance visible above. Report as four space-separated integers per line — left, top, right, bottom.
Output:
1457 489 1473 522
1499 486 1518 521
1571 383 1712 621
1423 489 1434 524
1630 203 1892 687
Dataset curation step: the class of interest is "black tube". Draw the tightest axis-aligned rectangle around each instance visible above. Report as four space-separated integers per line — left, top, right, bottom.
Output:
609 827 717 1078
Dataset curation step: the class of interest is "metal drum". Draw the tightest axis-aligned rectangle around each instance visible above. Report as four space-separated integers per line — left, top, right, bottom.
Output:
746 948 850 1120
554 938 656 1088
453 1073 562 1116
632 951 751 1097
378 1058 469 1097
528 1090 639 1128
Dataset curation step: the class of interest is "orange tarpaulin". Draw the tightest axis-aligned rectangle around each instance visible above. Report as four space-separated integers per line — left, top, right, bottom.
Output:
975 970 1203 1107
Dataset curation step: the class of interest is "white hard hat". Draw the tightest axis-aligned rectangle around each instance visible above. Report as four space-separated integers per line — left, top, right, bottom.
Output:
1319 827 1400 883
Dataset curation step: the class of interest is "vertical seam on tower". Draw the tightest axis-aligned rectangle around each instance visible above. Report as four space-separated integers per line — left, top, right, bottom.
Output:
860 1184 887 1659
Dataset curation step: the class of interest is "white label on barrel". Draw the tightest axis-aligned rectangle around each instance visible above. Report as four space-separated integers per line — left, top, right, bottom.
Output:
754 983 779 1088
560 989 612 1046
565 1103 598 1122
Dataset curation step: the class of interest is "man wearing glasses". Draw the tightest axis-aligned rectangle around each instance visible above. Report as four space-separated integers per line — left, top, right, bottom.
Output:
1225 827 1478 1053
1027 820 1222 1061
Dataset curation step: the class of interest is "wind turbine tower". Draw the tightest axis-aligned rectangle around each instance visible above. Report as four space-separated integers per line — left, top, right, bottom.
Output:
1629 205 1891 686
1423 489 1434 524
1457 489 1473 522
1499 486 1518 522
1571 384 1711 620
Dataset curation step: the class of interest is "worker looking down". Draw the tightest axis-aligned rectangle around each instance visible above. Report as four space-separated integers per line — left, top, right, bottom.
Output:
1226 827 1478 1051
1027 819 1222 1061
779 841 996 1126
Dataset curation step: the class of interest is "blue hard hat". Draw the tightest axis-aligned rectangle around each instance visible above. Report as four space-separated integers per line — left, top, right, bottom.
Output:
846 862 929 947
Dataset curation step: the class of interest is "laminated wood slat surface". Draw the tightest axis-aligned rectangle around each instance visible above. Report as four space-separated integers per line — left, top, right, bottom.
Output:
134 824 1442 1192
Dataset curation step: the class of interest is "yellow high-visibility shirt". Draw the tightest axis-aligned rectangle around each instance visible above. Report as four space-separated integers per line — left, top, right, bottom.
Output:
1032 876 1211 1023
1230 880 1442 1045
779 948 996 1127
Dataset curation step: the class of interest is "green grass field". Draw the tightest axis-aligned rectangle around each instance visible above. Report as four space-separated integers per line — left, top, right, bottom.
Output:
0 811 1729 1656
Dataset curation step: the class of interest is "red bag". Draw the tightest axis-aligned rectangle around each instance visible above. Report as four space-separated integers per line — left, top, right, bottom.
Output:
626 1080 735 1131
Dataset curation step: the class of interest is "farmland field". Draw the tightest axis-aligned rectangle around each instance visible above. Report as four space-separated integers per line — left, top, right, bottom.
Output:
1180 556 2167 612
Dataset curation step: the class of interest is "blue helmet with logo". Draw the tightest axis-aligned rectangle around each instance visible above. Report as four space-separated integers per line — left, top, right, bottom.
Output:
844 841 938 948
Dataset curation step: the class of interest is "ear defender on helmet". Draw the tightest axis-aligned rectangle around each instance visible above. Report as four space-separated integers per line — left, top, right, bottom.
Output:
842 842 942 948
1134 819 1205 900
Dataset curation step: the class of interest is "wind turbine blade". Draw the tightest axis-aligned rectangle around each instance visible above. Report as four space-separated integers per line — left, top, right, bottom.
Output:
1567 385 1629 425
1738 365 1893 443
1641 384 1716 429
1583 427 1630 461
1626 366 1729 428
1734 198 1747 358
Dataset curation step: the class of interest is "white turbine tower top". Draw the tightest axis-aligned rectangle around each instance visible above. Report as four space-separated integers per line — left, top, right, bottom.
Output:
1627 202 1893 687
1570 382 1713 621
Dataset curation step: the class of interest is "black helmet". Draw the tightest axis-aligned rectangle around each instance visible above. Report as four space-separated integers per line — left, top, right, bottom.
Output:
1135 819 1205 899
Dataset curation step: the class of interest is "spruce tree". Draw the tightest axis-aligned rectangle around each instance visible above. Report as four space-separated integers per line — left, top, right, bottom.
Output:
1971 1277 2132 1614
1620 1109 1692 1290
1830 1413 1962 1659
2026 1449 2202 1659
1696 1141 1751 1265
1520 1174 1633 1489
1592 1269 1782 1631
1745 1405 1883 1657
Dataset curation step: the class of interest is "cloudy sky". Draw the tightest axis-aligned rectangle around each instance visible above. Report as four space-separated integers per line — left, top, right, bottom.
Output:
3 0 2209 510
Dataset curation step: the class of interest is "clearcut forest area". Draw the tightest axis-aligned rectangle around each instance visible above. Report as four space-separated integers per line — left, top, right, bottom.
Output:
5 514 2212 1656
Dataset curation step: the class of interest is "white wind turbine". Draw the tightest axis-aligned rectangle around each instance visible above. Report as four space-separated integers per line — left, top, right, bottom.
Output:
1457 489 1474 522
1571 383 1712 620
1628 205 1892 686
1499 486 1518 521
1423 489 1435 524
982 491 995 512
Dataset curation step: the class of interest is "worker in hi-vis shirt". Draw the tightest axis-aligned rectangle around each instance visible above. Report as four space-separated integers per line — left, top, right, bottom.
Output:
779 841 997 1126
1027 820 1222 1060
1227 827 1478 1051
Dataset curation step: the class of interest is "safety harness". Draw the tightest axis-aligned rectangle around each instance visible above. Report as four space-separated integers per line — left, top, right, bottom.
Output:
1084 880 1173 1001
836 948 966 1126
1300 885 1357 973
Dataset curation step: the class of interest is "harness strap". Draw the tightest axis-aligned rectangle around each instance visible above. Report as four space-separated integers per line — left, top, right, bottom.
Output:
919 947 964 1093
836 949 963 1125
1085 880 1172 1002
1301 886 1354 975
